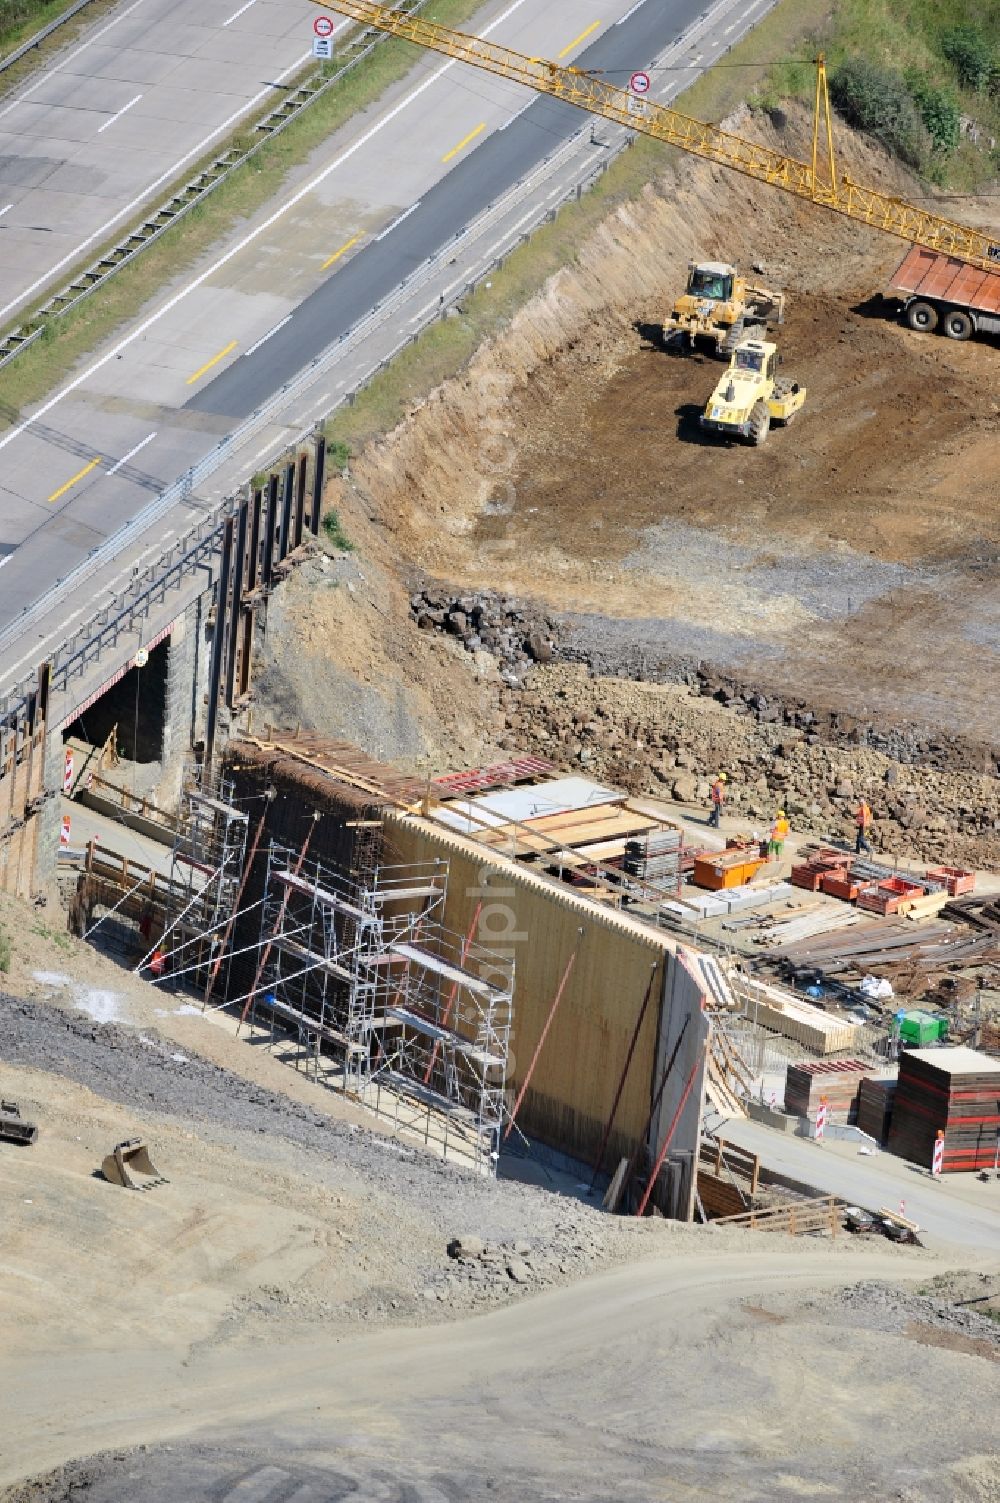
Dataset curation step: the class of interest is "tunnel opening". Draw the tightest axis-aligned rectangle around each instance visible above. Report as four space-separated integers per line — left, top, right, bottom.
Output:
63 637 170 796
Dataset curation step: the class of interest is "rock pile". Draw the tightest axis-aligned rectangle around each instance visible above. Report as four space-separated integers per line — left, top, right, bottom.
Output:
409 582 558 687
832 1280 1000 1348
561 636 998 779
501 664 1000 870
416 1223 614 1307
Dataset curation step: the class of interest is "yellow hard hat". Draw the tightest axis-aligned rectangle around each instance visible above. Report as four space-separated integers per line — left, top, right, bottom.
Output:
777 809 785 817
718 772 728 782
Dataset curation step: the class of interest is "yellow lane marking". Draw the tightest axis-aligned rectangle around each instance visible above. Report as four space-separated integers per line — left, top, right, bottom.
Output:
185 339 238 385
322 233 361 270
48 457 101 504
442 121 485 163
557 19 601 58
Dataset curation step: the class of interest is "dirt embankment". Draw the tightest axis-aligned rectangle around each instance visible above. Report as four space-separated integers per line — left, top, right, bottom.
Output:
257 105 1000 859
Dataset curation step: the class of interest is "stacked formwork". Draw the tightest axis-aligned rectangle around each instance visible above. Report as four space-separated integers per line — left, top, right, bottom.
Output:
888 1046 1000 1172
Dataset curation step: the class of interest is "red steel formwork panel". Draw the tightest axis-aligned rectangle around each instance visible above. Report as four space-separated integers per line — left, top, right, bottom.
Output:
889 246 1000 314
432 756 557 797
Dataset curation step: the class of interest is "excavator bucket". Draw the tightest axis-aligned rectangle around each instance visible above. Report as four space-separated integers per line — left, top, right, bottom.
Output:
101 1137 168 1191
0 1101 38 1147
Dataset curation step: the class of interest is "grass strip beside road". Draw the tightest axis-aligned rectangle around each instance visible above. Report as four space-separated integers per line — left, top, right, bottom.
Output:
324 0 832 453
0 0 118 88
0 0 484 429
1 0 82 50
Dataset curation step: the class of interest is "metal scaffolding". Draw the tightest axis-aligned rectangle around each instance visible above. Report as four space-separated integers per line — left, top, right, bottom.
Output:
248 841 514 1173
160 766 249 987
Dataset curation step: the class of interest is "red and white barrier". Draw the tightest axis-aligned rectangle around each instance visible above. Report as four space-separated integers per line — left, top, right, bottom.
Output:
815 1098 829 1140
59 814 71 848
932 1132 944 1177
63 749 73 793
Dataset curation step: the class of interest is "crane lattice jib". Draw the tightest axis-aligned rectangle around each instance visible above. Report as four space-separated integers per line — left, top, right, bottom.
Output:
311 0 1000 271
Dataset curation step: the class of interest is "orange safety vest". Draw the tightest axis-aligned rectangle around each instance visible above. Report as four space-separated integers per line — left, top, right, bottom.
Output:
772 817 789 841
711 779 725 806
855 802 872 829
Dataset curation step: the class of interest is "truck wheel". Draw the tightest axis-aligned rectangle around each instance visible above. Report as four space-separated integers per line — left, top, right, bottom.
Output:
906 300 938 333
941 309 973 341
748 401 770 446
720 318 745 358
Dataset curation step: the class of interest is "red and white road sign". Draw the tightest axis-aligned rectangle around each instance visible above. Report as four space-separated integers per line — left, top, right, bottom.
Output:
630 70 651 95
931 1131 944 1176
59 814 71 848
815 1097 829 1140
313 14 335 36
63 749 74 793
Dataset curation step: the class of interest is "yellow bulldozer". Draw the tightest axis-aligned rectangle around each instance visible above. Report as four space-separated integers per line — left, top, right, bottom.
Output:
663 262 786 357
699 337 805 446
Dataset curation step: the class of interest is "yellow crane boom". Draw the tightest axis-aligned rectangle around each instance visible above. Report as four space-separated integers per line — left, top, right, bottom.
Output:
309 0 999 272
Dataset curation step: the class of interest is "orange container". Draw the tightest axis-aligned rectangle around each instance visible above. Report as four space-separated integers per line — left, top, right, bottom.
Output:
820 872 863 902
925 865 975 897
693 853 765 891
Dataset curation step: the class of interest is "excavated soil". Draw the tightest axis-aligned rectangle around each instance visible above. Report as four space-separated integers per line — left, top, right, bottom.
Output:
311 107 999 761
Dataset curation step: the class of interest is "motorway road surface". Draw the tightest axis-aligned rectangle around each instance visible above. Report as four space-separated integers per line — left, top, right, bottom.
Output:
184 0 708 421
0 0 325 321
0 1246 971 1499
0 0 773 654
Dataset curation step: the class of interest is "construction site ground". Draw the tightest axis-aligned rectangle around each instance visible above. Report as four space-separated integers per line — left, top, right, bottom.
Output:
257 110 1000 874
5 105 1000 1503
0 898 999 1500
343 112 1000 747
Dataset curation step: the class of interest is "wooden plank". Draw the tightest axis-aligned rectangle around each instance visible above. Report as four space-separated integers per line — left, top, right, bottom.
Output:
476 811 659 854
900 890 950 921
602 1157 629 1213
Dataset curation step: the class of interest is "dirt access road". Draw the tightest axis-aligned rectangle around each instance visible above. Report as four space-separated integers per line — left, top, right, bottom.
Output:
1 975 999 1503
4 1249 1000 1503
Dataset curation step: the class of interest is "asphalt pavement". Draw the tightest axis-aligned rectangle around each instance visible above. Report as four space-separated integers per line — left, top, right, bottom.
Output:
0 0 777 675
0 0 324 320
719 1115 1000 1253
186 0 706 420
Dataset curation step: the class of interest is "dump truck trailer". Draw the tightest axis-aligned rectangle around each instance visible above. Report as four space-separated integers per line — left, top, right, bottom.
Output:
889 246 1000 341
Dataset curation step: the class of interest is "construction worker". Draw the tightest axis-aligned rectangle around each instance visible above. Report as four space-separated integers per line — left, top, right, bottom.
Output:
708 772 727 828
768 809 790 858
855 799 873 854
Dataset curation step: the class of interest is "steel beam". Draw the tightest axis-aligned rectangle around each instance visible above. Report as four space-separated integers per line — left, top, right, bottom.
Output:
310 434 326 535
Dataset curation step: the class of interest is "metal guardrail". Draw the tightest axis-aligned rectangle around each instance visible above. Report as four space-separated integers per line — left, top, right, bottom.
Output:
0 0 97 78
0 126 625 724
0 0 435 368
0 121 595 666
0 0 776 725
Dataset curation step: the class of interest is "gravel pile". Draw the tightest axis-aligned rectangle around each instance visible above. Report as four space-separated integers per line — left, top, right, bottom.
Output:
501 663 1000 870
830 1279 1000 1346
